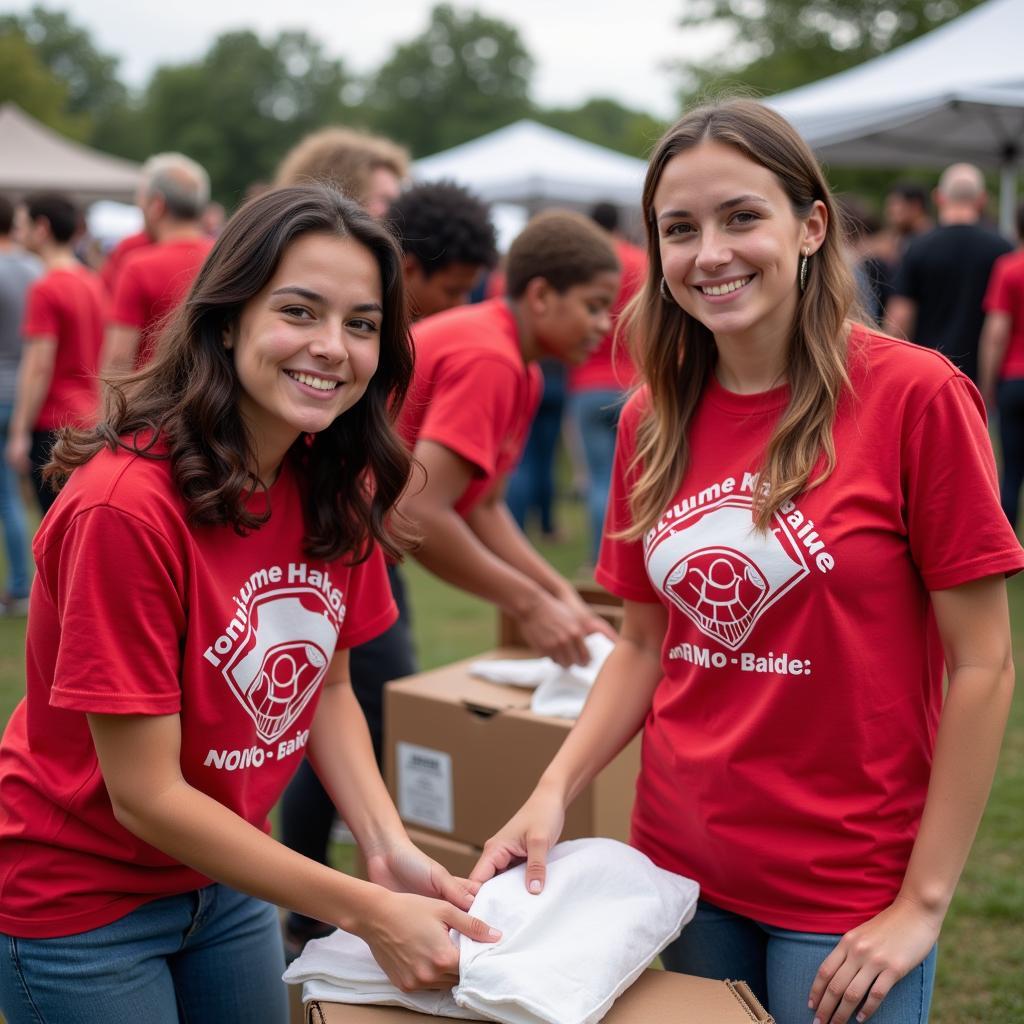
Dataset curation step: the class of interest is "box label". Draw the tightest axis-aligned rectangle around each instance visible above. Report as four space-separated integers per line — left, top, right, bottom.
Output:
396 742 454 832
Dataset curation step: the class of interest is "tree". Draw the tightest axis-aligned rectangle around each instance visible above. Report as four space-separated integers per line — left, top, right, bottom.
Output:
365 4 534 156
675 0 990 100
0 27 86 138
143 30 356 206
536 98 666 160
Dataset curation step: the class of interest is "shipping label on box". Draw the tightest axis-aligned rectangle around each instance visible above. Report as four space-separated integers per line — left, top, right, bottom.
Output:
395 741 454 833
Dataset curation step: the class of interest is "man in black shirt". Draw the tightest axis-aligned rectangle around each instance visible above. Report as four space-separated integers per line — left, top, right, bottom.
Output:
885 164 1012 383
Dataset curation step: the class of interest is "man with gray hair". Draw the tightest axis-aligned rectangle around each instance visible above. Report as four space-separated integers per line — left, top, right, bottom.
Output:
103 153 214 371
885 163 1012 383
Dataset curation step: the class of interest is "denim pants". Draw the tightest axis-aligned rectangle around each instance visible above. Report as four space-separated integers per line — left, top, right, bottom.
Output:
661 900 936 1024
571 388 624 562
997 377 1024 529
0 401 29 597
0 884 288 1024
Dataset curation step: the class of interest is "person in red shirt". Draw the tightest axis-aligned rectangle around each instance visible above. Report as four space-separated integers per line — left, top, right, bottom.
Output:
397 210 620 666
471 100 1022 1024
571 201 648 561
105 153 215 371
979 201 1024 528
6 192 105 514
0 186 497 1023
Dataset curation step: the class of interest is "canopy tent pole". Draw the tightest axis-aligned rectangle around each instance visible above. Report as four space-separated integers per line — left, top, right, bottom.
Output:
1000 157 1019 237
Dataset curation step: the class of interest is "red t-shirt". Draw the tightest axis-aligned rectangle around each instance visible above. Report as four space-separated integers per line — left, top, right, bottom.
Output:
569 238 646 394
983 249 1024 380
111 237 215 368
99 230 152 298
22 264 106 430
398 299 543 516
596 326 1023 933
0 448 396 938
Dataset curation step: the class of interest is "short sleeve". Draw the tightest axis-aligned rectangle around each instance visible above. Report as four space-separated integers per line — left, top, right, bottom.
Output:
22 278 58 339
903 375 1024 590
417 355 524 479
111 261 146 328
336 543 398 649
594 394 660 602
983 255 1015 314
46 506 186 714
890 243 920 301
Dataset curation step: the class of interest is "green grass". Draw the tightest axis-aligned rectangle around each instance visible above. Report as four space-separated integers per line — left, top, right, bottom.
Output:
0 500 1020 1020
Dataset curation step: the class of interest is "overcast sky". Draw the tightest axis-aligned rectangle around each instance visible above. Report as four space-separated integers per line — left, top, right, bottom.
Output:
13 0 728 119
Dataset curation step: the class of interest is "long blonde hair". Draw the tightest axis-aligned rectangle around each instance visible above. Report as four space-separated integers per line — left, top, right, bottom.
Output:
621 98 857 538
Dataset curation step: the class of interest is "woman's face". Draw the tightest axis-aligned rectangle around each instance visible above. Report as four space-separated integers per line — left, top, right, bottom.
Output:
229 231 383 475
653 139 825 350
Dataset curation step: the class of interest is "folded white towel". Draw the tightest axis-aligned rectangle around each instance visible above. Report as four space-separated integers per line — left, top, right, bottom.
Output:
284 837 699 1024
469 633 616 719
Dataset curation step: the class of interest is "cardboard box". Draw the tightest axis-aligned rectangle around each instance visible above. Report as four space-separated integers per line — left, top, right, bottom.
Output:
304 968 773 1022
385 651 640 848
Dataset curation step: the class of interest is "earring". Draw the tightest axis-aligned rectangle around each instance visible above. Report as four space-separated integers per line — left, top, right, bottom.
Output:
799 250 810 293
660 277 675 303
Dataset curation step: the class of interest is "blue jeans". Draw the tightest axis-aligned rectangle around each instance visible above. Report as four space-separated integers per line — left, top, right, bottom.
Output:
661 900 936 1024
997 377 1024 529
0 402 29 597
572 389 624 562
0 884 288 1024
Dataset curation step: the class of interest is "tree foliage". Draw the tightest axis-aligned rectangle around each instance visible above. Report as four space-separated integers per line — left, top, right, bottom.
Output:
536 98 666 160
0 27 87 138
143 30 356 205
676 0 989 100
365 4 533 156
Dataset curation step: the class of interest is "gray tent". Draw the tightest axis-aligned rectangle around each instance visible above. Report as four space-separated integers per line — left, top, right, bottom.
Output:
0 102 141 204
767 0 1024 233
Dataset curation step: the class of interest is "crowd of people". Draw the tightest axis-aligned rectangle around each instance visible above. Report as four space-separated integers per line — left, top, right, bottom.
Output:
0 101 1020 1024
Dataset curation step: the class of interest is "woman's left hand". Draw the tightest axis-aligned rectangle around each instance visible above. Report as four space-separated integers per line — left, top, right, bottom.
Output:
365 838 479 914
808 895 942 1023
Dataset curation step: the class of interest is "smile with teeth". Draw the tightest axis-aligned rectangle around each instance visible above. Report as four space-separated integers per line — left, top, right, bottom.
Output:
699 276 753 296
285 370 339 391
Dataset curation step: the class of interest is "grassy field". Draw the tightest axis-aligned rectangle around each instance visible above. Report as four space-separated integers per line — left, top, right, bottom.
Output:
0 499 1020 1022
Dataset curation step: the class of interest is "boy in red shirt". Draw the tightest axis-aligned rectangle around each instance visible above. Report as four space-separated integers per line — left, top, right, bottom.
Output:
397 210 621 663
105 153 214 371
6 193 104 514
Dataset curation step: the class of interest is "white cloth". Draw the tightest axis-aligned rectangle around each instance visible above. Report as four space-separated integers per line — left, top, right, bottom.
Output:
284 837 699 1024
469 633 616 718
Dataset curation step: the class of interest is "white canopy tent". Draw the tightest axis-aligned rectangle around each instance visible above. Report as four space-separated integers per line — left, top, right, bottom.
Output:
412 120 647 214
0 103 142 204
767 0 1024 233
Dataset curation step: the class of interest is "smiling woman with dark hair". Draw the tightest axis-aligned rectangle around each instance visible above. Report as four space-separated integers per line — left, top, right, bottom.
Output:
0 185 498 1024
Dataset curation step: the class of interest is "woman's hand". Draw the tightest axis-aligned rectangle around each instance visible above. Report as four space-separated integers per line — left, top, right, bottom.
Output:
808 895 942 1023
468 782 566 892
356 889 500 993
365 837 478 912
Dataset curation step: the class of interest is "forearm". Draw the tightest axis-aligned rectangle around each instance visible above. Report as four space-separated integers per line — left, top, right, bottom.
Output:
10 343 55 436
113 774 381 933
411 501 545 616
101 325 140 375
899 660 1014 916
305 682 406 857
466 499 573 600
535 633 661 806
978 316 1010 402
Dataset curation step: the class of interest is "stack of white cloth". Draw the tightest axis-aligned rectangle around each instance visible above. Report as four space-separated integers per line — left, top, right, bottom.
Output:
468 633 616 718
284 837 699 1024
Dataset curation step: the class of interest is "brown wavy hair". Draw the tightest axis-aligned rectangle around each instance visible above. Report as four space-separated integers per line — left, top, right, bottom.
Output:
620 98 858 538
48 185 414 564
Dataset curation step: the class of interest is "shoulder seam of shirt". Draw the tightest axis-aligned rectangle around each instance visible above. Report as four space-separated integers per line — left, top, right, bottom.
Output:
903 372 973 444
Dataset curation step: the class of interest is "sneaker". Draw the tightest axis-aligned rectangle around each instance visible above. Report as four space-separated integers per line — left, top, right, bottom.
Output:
1 596 29 617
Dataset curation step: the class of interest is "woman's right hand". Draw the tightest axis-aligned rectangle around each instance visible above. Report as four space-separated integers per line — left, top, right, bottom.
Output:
468 783 567 893
358 890 500 993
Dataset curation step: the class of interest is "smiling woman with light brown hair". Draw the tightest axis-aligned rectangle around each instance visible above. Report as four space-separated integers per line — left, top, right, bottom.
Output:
472 98 1022 1024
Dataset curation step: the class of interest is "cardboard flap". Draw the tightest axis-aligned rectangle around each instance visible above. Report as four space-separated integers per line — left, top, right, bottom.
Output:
726 979 774 1023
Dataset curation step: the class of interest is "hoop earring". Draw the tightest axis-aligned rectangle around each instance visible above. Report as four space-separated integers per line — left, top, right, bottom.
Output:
660 277 675 303
799 250 810 293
